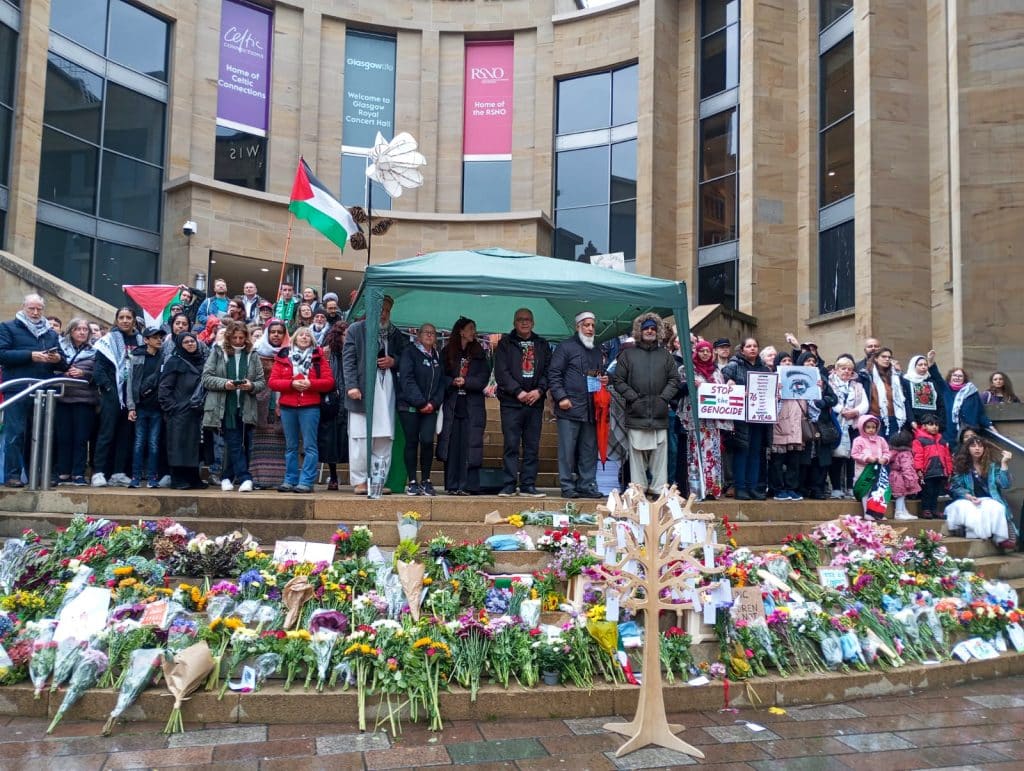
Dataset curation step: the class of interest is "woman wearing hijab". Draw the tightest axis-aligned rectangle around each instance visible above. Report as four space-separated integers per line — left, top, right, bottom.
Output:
250 320 289 489
437 317 491 495
269 325 336 493
159 332 207 489
55 317 98 485
318 321 349 491
900 350 944 429
934 361 992 449
679 339 730 500
866 347 907 440
91 307 143 487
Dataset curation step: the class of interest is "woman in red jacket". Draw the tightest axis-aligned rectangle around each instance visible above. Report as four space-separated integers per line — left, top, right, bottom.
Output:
268 326 335 493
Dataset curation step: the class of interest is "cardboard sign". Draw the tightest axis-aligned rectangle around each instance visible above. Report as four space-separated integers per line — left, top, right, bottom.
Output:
54 586 110 643
745 372 779 423
272 540 336 564
731 586 767 623
697 382 746 420
140 600 170 628
778 366 822 401
817 566 850 591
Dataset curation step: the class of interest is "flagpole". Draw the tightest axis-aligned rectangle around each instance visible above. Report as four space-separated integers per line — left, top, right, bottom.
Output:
277 213 295 305
366 179 373 267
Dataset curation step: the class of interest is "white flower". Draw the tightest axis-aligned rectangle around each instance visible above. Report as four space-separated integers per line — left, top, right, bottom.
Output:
164 524 187 538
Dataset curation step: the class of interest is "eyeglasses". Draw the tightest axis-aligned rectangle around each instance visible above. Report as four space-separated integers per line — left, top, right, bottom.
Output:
514 317 533 323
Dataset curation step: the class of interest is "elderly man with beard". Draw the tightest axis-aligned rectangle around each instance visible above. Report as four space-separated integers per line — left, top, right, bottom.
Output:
611 313 680 496
549 311 607 499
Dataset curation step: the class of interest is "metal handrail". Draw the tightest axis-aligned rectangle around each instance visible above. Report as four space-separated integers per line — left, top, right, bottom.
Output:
0 377 83 413
984 427 1024 455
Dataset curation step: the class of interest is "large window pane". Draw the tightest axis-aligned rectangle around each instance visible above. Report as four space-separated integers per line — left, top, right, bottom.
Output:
699 176 737 246
821 36 853 127
554 205 608 262
610 140 636 203
0 22 15 107
39 128 98 214
700 24 739 99
610 200 636 262
702 0 739 35
108 0 168 81
50 0 108 54
462 160 511 214
45 54 103 144
93 239 157 307
821 0 854 30
34 223 93 290
556 146 609 209
557 72 610 134
698 260 737 309
104 82 165 164
214 126 267 191
0 106 10 187
611 64 638 126
99 151 161 231
700 109 737 181
819 219 855 314
820 116 854 204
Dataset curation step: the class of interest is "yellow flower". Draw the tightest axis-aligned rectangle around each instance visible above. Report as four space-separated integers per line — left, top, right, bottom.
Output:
586 604 606 621
286 629 311 640
403 511 421 521
209 618 223 632
413 636 433 649
529 588 538 600
224 618 245 630
422 576 433 586
451 579 460 590
358 570 367 578
508 514 524 528
113 566 134 576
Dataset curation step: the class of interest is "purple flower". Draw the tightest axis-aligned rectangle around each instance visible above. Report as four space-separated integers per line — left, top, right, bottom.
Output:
309 610 348 635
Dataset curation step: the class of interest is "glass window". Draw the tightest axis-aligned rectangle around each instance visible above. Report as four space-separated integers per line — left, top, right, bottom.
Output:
0 106 10 187
610 140 636 202
462 161 511 214
99 151 161 231
821 0 854 30
556 146 609 209
214 126 267 191
819 219 855 313
34 223 94 291
698 260 737 308
702 0 739 35
554 205 608 262
50 0 108 55
699 176 737 247
104 82 165 164
39 128 98 214
0 22 15 107
107 0 168 81
557 72 610 135
611 64 638 126
820 115 854 205
821 36 853 127
93 239 157 307
700 109 737 181
44 54 103 144
0 208 5 249
700 24 739 99
610 200 636 262
340 153 390 209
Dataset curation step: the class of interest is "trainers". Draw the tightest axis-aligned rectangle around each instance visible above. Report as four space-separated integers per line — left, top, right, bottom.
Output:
830 489 844 499
72 476 88 486
789 491 804 501
238 480 253 492
157 475 172 488
110 473 132 487
277 483 294 492
91 473 107 488
520 487 546 498
221 478 234 491
773 490 791 501
735 489 751 500
498 486 518 497
750 490 767 501
293 484 312 494
895 510 917 520
128 478 141 489
421 481 436 496
405 481 421 496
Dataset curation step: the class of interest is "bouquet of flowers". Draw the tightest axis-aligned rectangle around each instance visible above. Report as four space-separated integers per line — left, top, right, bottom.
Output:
162 641 215 734
47 648 108 734
50 637 86 693
659 626 693 684
409 634 451 731
28 640 57 698
332 524 374 558
103 647 162 735
450 610 492 701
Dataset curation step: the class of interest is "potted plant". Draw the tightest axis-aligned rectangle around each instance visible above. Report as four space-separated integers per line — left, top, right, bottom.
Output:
397 510 421 541
533 634 567 685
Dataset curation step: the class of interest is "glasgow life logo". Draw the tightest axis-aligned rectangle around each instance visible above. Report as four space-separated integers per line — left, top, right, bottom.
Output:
470 66 507 84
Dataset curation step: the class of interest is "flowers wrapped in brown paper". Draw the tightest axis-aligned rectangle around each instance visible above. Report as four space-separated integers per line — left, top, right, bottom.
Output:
395 559 426 621
162 641 215 734
282 575 315 629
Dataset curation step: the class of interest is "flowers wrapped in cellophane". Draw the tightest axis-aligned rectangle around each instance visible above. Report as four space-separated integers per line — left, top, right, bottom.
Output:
47 648 108 734
103 647 162 735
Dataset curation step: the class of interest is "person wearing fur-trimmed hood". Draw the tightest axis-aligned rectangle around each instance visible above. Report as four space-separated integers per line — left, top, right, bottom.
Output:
610 313 680 495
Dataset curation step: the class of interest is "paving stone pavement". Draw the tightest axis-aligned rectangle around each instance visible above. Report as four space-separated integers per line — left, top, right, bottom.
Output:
5 676 1024 769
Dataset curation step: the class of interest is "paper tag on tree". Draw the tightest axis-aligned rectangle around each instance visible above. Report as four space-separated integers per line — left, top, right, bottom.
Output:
637 500 650 525
667 497 684 520
605 591 620 622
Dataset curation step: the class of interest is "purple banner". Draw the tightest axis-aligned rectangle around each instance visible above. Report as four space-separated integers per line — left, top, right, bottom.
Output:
216 0 272 136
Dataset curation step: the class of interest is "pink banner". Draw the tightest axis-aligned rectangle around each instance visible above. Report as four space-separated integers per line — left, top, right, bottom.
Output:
463 42 514 157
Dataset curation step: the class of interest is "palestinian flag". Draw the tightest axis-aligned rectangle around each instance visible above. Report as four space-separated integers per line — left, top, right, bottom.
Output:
699 394 717 405
288 158 360 251
123 284 183 328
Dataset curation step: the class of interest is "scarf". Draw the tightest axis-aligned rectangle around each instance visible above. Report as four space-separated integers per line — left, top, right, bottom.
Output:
16 310 51 339
951 381 978 431
692 341 716 380
94 330 138 407
871 364 906 423
311 323 328 346
903 355 929 384
254 334 285 359
173 333 204 368
413 340 433 357
59 337 96 365
829 372 858 429
288 345 314 376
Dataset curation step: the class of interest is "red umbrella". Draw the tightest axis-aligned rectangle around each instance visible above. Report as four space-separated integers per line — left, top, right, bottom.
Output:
593 384 611 464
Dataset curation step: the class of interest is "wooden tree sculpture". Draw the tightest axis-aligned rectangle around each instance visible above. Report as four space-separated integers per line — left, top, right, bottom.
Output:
590 484 726 760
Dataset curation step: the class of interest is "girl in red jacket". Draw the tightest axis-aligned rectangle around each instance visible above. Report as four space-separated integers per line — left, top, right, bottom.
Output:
268 327 335 493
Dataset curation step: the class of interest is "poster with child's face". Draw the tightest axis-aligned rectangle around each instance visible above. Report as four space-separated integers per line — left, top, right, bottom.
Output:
911 380 937 409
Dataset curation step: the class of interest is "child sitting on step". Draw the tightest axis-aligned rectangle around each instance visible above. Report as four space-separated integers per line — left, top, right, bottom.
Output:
887 429 920 521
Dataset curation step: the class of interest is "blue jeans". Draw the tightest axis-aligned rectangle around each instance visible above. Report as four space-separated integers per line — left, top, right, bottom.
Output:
280 406 320 486
223 416 252 484
556 418 598 495
132 408 162 481
734 423 766 493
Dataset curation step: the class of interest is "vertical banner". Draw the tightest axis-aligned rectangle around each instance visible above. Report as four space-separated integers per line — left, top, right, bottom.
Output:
343 31 397 148
216 0 273 136
463 41 514 159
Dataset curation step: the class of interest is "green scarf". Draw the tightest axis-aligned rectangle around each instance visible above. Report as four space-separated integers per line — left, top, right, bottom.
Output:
224 349 249 429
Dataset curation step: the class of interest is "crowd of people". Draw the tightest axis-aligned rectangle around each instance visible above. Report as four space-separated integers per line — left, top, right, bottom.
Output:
0 286 1019 550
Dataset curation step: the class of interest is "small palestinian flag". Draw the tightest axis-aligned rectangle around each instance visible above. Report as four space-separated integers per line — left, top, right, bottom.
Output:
123 284 183 328
700 394 717 405
288 158 361 251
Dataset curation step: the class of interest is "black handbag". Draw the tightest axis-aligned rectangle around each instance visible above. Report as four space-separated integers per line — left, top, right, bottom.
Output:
817 411 841 447
315 358 341 420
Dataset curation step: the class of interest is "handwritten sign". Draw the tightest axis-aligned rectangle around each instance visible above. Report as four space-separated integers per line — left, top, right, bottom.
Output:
697 382 746 420
140 600 169 628
745 372 779 423
817 566 850 591
730 586 767 623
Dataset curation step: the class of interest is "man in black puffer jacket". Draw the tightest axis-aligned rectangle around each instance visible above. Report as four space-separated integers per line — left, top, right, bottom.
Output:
611 313 680 495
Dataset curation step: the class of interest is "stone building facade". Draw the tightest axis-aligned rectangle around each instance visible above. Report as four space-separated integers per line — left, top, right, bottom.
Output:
0 0 1021 379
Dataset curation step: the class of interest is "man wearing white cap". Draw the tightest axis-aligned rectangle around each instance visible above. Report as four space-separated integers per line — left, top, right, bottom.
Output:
548 311 607 499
